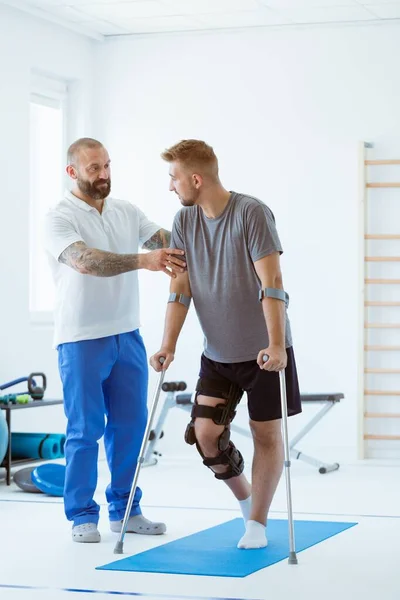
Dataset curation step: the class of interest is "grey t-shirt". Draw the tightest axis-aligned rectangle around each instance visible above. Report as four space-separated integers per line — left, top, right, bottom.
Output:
170 192 293 363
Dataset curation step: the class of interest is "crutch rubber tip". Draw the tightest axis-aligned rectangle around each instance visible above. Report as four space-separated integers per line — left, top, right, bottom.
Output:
114 541 124 554
288 552 298 565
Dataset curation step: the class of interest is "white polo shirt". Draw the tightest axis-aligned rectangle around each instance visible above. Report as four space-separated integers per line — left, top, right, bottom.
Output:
43 190 160 348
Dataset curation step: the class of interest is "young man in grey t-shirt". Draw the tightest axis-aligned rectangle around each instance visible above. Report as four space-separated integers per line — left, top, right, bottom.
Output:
150 139 301 550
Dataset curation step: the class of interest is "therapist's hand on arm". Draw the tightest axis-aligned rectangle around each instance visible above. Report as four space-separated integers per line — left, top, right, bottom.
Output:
59 240 186 278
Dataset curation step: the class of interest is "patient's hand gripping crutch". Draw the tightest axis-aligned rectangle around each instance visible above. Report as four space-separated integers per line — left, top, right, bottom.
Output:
263 354 298 565
114 358 166 555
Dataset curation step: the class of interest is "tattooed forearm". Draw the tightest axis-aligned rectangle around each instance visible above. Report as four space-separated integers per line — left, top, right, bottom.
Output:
59 241 142 277
77 249 142 277
143 229 171 250
59 241 88 268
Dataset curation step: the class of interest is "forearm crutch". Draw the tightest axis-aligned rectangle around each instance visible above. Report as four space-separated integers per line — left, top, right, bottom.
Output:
114 358 165 555
263 355 297 565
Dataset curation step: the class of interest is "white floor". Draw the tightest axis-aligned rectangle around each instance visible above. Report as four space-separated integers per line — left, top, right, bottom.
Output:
0 454 399 600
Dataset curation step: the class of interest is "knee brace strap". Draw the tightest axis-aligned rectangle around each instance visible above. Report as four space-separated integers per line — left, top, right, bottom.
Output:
194 377 243 423
196 377 243 402
203 442 244 480
185 377 244 476
191 403 236 426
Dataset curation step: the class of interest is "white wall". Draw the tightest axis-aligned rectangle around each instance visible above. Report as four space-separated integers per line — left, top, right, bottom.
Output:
3 13 400 467
92 22 400 462
0 5 96 435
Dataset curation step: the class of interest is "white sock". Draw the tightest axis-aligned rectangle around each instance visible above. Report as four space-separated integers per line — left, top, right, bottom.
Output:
237 519 268 549
238 496 252 523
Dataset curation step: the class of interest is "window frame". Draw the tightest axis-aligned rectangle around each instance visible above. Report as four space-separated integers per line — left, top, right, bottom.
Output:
29 74 69 325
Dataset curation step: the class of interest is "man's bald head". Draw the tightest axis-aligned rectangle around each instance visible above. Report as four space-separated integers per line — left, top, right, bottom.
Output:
66 138 111 201
67 138 104 167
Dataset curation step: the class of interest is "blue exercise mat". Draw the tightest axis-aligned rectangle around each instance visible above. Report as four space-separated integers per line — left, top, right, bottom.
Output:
98 517 357 577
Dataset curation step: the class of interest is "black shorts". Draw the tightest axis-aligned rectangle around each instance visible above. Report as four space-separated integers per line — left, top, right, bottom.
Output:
198 347 302 422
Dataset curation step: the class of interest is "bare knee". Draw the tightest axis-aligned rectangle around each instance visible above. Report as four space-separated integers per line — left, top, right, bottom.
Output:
194 420 232 476
250 420 282 449
194 419 222 457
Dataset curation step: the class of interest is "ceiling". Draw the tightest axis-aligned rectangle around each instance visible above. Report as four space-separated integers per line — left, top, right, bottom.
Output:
3 0 400 39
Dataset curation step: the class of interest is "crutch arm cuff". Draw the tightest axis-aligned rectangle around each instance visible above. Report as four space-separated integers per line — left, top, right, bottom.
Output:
258 287 289 308
168 292 191 309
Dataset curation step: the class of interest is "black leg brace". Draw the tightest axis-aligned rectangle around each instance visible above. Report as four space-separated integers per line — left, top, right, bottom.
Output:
184 377 245 480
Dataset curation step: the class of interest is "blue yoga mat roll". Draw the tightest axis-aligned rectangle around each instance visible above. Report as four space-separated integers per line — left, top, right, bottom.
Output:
11 433 66 460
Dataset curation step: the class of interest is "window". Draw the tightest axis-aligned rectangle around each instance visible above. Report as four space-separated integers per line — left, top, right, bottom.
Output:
29 75 67 317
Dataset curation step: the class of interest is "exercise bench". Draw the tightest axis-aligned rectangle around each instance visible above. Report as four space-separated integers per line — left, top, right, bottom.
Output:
144 386 343 474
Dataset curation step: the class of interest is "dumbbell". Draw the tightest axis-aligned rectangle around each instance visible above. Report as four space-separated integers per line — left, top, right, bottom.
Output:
28 373 47 400
16 394 30 404
0 394 17 405
161 381 187 392
0 394 29 404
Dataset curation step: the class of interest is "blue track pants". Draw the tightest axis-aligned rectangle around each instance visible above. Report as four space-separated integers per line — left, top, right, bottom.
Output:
58 330 148 526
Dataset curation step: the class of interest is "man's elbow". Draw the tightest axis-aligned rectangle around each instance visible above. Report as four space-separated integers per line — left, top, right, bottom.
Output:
162 229 171 248
170 285 192 298
260 271 283 290
170 276 191 297
74 249 93 275
272 273 284 288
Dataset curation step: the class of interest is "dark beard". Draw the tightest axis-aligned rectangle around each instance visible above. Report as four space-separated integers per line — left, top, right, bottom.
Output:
77 178 111 200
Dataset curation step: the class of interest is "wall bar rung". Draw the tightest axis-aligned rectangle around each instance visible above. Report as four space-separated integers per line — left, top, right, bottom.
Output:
366 257 400 262
367 183 400 188
365 159 400 165
365 390 400 396
365 345 400 350
365 368 400 374
364 434 400 440
365 323 400 328
365 279 400 284
365 234 400 240
365 413 400 418
365 302 400 306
